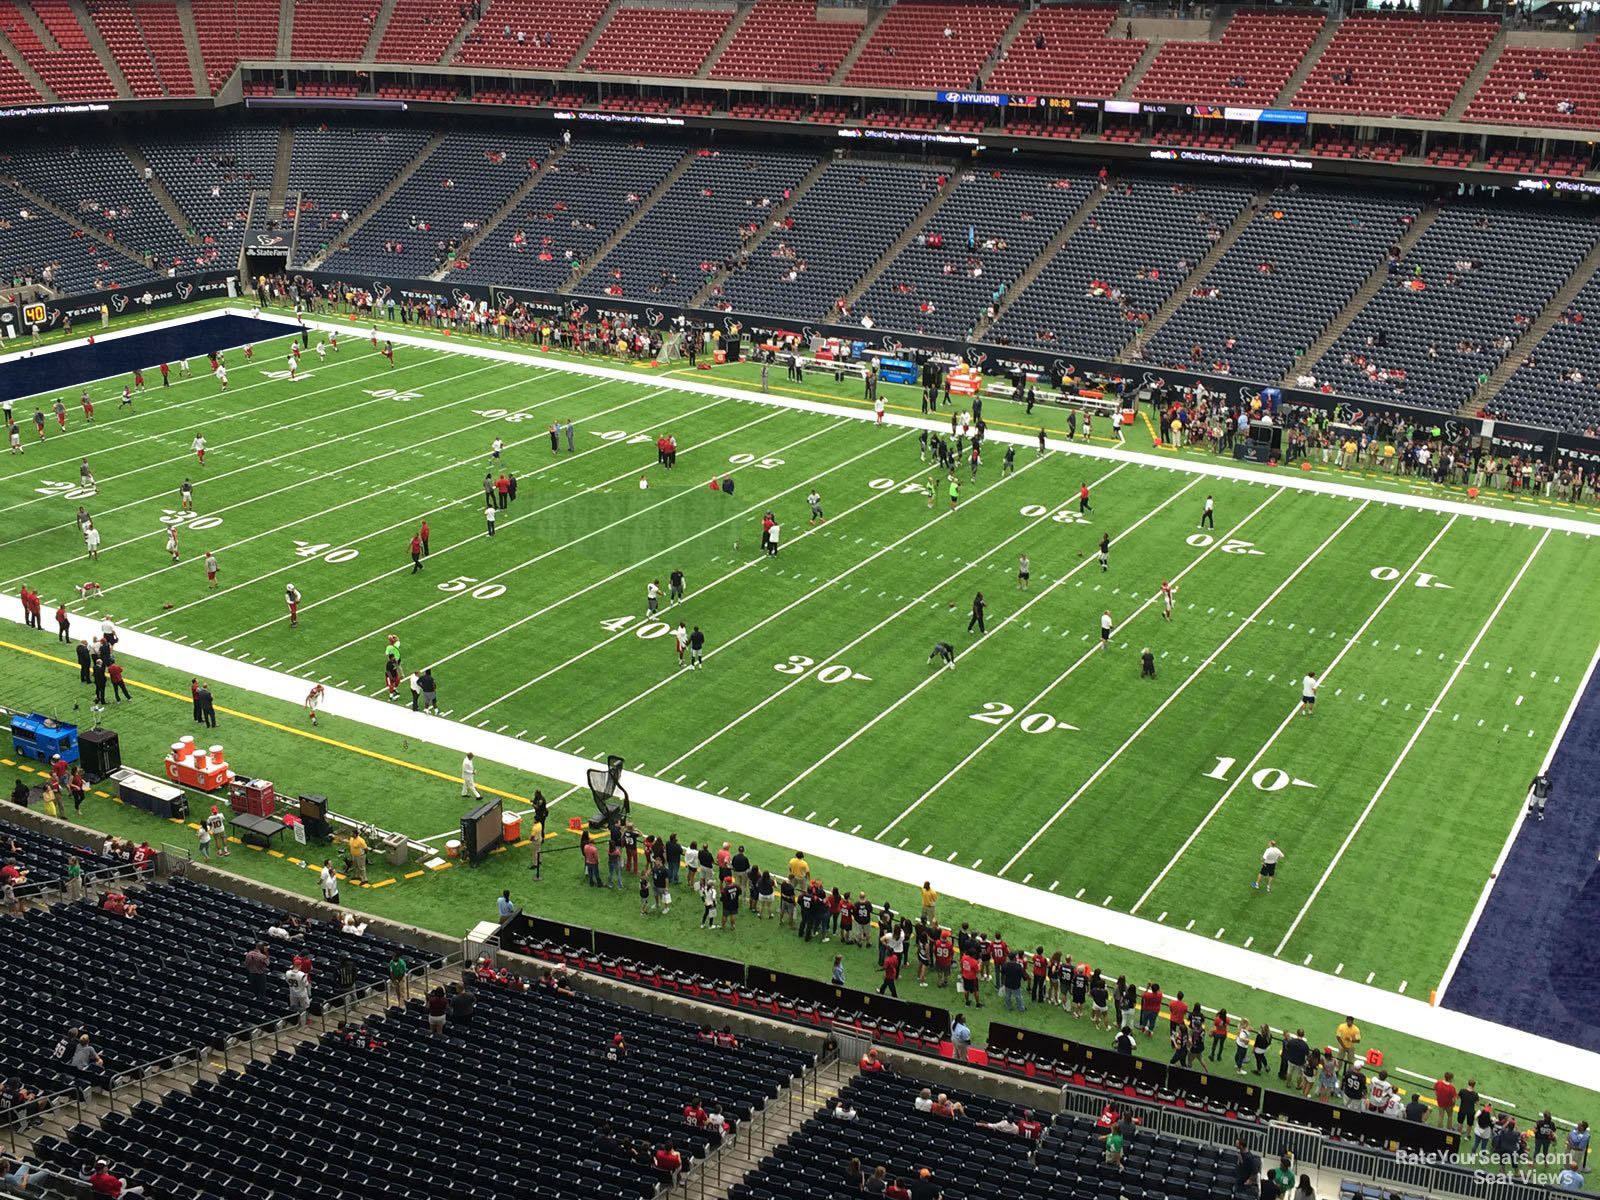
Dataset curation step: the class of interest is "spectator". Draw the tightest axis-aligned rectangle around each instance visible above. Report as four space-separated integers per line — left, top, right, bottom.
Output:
497 889 515 918
1567 1121 1590 1168
2 1154 48 1191
70 1034 107 1096
87 1158 145 1196
1295 1176 1317 1200
1433 1071 1457 1127
244 941 270 998
426 985 449 1033
950 1013 971 1053
1233 1138 1261 1198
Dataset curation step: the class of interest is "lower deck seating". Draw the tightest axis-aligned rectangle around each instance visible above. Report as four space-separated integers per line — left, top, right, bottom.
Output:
32 975 814 1200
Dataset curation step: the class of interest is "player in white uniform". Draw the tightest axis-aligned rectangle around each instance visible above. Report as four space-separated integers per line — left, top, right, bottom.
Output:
1254 841 1284 892
286 353 297 380
1300 672 1320 716
214 364 228 390
315 340 326 361
1160 580 1177 621
675 621 688 668
179 357 191 376
305 683 324 726
166 526 180 562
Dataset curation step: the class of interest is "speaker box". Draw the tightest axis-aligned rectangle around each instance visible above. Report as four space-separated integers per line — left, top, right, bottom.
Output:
79 729 121 778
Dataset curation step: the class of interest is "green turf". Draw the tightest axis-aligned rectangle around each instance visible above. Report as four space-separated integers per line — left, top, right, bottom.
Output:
3 315 1597 1120
0 638 1593 1127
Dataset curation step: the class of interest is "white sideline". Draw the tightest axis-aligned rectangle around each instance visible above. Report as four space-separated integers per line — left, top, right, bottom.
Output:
10 308 1600 1089
1273 530 1550 956
5 591 1599 1093
239 309 1600 538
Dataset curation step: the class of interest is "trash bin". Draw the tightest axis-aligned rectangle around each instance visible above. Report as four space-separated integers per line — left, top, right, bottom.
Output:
383 832 409 867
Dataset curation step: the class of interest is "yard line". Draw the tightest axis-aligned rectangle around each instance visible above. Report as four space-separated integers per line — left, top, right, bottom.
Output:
1274 529 1550 956
874 484 1280 838
3 363 563 585
160 385 684 639
649 463 1133 778
89 374 625 612
1435 631 1600 1003
463 435 918 720
0 353 493 525
292 408 823 671
1002 500 1374 880
1127 512 1458 912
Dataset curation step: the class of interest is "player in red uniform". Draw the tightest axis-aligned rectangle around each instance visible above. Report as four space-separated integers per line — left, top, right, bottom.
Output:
133 368 145 391
159 361 169 387
382 340 394 367
243 344 254 360
1160 580 1177 621
285 583 301 628
329 331 339 352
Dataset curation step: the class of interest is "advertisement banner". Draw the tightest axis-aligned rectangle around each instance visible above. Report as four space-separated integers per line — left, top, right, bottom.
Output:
29 272 236 332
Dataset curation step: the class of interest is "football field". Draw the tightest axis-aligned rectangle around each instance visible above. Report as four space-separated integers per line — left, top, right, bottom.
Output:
5 326 1596 1000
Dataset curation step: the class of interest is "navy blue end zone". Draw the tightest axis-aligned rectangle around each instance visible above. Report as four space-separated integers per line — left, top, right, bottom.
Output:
0 314 297 404
1442 660 1600 1052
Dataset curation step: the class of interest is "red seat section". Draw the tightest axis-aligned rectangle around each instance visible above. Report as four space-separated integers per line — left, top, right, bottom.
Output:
85 0 194 98
14 0 115 100
844 0 1019 92
376 0 471 64
190 0 280 91
581 6 730 76
1464 43 1600 129
710 0 863 84
291 0 382 61
986 6 1145 99
1134 9 1324 107
455 0 611 70
1294 14 1497 118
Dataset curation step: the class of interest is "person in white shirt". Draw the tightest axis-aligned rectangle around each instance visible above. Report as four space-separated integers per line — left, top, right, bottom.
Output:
675 622 688 668
165 526 179 562
767 522 780 557
1100 609 1114 648
1367 1070 1395 1112
461 752 480 799
84 522 100 559
1300 671 1320 716
484 504 496 537
319 861 340 903
1255 841 1284 892
285 965 311 1018
914 1088 935 1113
646 579 660 615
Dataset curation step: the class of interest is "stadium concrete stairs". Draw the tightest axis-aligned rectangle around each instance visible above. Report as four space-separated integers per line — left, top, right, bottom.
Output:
1278 201 1440 387
361 0 402 61
67 0 132 99
124 144 198 244
972 181 1112 341
836 167 963 318
276 0 294 57
567 0 625 70
699 1 756 79
0 34 54 101
1461 236 1600 416
713 1058 857 1200
302 131 448 270
1116 36 1169 101
1124 183 1275 358
269 126 295 212
174 0 207 94
563 146 701 293
1274 13 1340 108
1444 28 1509 121
433 140 575 281
0 174 156 274
690 154 840 308
438 7 483 64
828 6 888 87
978 4 1037 88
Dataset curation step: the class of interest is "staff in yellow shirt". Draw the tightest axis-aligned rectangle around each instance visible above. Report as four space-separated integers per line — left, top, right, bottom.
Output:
1335 1017 1361 1067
